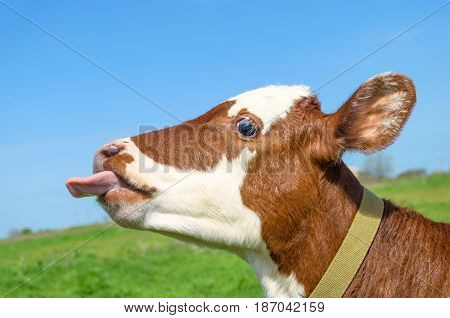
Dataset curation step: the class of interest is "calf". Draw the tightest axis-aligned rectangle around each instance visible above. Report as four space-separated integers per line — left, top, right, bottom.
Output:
67 73 449 297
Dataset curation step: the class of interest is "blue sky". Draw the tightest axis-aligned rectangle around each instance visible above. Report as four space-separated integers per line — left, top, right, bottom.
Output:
0 0 449 238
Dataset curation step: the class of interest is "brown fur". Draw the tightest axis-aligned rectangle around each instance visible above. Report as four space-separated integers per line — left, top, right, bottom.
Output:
346 201 449 297
131 101 247 170
243 153 449 296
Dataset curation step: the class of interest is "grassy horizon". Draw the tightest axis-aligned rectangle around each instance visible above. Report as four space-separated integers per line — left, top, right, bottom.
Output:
1 173 448 297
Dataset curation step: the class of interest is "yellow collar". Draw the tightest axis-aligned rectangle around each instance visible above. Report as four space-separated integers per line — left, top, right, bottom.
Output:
309 188 384 298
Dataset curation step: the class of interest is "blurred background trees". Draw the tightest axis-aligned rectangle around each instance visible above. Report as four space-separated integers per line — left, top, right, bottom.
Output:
358 153 393 183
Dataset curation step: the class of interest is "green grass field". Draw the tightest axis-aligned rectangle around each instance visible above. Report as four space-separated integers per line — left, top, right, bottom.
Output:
368 173 449 222
1 173 448 298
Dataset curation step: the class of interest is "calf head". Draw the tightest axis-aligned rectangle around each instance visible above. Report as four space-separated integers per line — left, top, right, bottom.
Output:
67 73 416 296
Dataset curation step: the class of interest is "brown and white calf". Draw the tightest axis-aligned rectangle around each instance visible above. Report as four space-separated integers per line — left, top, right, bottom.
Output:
67 73 449 297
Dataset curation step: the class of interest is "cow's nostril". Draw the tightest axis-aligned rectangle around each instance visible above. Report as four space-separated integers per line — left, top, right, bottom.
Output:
101 144 122 158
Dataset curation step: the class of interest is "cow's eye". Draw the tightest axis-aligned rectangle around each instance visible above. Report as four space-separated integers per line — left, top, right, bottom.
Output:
236 118 258 138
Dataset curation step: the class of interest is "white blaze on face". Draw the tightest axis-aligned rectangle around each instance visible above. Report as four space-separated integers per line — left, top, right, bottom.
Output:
227 85 312 134
118 138 264 249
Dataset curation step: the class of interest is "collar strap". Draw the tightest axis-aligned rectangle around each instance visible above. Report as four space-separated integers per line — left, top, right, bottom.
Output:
309 187 384 298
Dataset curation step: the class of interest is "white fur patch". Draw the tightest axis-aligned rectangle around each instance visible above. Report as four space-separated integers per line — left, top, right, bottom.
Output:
118 138 263 249
244 249 305 297
227 85 312 134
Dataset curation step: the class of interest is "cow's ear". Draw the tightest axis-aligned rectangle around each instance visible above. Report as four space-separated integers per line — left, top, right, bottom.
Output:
332 73 416 153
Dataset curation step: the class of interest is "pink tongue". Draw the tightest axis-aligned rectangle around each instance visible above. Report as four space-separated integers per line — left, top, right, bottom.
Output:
66 171 121 198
